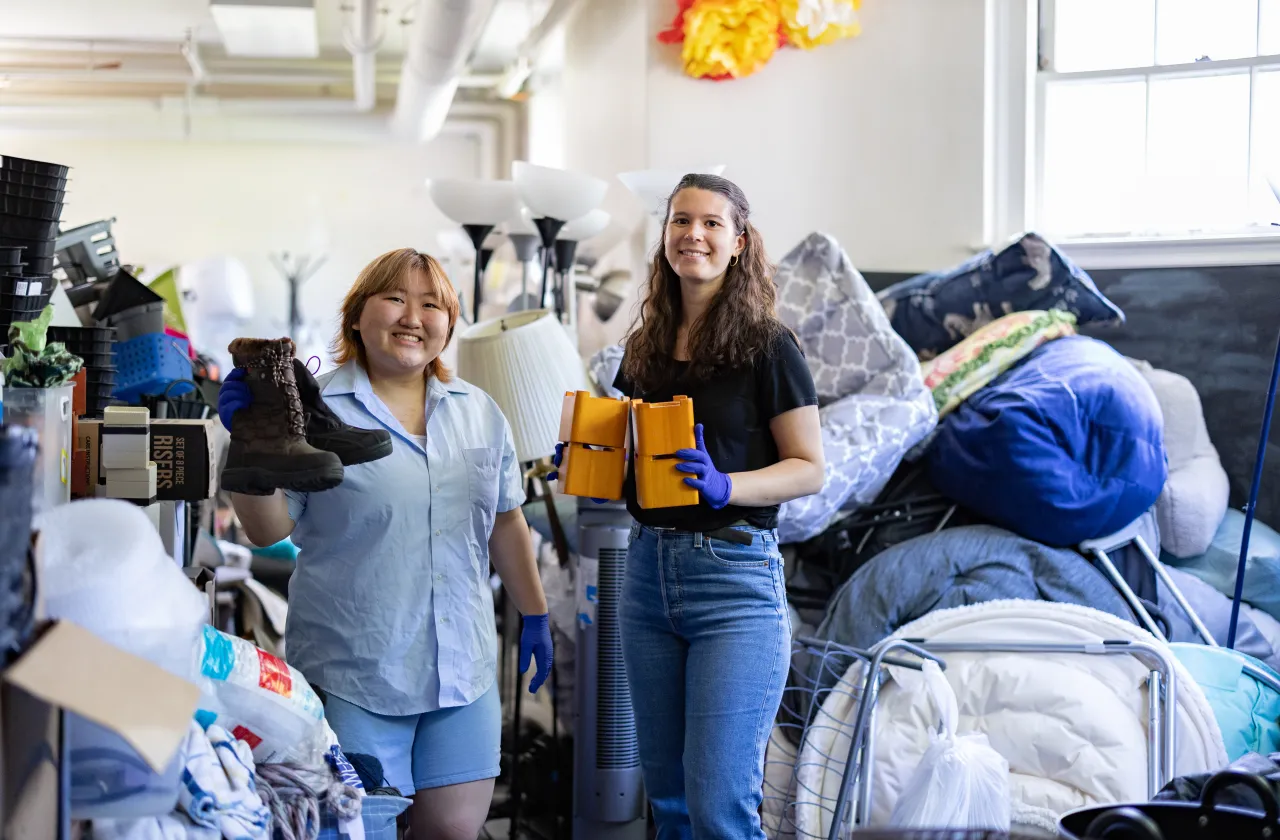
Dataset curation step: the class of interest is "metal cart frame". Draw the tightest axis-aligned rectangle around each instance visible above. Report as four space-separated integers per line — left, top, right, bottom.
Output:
829 636 1178 839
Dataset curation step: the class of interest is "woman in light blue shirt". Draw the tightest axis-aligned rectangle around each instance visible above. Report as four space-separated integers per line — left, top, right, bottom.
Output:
220 248 552 840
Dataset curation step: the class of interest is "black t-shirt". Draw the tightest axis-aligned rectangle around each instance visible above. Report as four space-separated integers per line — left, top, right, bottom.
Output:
613 330 819 531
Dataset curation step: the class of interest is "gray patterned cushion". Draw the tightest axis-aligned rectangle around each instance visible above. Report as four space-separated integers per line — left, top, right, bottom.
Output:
774 232 938 542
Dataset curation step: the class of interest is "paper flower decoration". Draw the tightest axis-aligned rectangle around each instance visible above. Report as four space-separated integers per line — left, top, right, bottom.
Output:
659 0 783 81
780 0 862 49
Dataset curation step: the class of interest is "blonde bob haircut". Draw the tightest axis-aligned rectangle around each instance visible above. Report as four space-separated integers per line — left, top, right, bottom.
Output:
331 248 461 383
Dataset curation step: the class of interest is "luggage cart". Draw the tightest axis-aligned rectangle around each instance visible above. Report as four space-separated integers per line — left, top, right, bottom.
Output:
763 636 945 840
818 636 1178 839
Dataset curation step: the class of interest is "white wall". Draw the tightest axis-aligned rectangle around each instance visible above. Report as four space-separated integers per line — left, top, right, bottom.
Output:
537 0 988 354
0 126 483 365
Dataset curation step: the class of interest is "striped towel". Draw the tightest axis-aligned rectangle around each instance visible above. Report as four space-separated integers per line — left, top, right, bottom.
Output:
179 722 272 840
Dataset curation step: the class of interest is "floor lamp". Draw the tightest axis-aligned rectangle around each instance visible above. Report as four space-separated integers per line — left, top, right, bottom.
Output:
426 178 520 322
512 162 608 321
553 209 611 345
457 308 589 840
617 165 726 244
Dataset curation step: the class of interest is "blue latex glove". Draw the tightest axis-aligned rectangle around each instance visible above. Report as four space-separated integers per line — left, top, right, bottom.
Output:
676 423 733 510
519 613 554 694
217 368 252 433
548 442 608 504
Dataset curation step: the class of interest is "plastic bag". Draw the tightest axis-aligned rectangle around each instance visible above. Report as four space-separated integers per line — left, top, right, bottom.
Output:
195 625 328 767
887 660 1011 830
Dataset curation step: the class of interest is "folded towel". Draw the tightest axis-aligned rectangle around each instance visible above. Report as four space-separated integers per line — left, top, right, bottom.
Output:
91 814 219 840
179 722 272 840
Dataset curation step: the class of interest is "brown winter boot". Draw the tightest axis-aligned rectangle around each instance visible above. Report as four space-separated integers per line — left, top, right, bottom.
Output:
221 337 344 496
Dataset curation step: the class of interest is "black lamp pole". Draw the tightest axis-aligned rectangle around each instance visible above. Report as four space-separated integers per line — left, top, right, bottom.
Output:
461 223 494 322
533 217 566 310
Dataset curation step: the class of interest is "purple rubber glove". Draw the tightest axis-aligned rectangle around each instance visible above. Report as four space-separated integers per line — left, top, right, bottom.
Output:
676 423 733 510
519 613 554 694
548 442 608 504
217 368 251 433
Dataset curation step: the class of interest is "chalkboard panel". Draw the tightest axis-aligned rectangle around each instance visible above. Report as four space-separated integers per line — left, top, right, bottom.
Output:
863 266 1280 529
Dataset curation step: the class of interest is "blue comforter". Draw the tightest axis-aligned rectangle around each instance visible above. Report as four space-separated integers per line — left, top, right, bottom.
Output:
927 335 1167 547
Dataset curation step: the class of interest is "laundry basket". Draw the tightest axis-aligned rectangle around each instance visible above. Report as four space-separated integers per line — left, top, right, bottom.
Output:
112 333 194 402
764 637 944 840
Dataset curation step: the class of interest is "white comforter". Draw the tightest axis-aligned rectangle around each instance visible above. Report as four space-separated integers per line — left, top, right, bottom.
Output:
793 600 1226 835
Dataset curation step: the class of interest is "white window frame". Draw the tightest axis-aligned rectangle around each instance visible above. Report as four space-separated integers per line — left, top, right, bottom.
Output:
986 0 1280 269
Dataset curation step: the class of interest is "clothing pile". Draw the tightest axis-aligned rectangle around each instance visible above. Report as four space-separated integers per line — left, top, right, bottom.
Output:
764 232 1280 836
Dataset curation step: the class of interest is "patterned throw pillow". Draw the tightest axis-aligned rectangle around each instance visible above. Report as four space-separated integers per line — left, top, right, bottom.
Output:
774 230 924 405
921 309 1077 418
877 232 1123 358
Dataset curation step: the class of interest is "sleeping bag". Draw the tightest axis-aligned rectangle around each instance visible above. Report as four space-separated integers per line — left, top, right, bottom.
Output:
927 335 1166 547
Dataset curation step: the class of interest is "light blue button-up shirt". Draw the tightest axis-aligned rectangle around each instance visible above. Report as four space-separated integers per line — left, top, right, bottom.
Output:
283 360 525 716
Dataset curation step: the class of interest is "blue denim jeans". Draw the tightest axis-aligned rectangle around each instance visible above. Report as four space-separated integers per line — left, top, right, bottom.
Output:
620 523 791 840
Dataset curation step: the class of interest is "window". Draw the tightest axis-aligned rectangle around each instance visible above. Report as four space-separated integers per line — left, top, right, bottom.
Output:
1035 0 1280 240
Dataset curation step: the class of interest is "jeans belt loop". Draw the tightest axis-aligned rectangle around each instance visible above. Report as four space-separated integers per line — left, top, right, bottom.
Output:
694 531 703 549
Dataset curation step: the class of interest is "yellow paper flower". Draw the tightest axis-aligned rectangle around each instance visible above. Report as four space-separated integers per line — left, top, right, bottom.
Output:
780 0 862 50
681 0 782 80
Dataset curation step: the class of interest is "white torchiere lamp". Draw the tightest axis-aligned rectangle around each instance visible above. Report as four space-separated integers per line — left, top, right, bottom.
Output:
426 178 520 322
617 164 727 243
512 161 608 319
554 208 611 346
506 207 544 313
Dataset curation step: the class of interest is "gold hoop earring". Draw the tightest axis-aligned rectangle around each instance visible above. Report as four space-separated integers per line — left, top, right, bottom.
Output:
729 254 739 267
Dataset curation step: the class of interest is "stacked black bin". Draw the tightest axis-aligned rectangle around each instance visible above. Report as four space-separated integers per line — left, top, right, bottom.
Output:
0 155 67 335
46 325 117 417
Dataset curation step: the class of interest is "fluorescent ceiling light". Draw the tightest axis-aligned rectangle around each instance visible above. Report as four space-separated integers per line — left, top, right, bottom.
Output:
210 0 319 59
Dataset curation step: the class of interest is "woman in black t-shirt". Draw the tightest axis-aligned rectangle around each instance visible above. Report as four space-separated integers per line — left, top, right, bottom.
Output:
613 174 823 839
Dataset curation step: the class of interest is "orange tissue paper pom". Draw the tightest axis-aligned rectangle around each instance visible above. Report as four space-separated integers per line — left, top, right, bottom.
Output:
676 0 783 80
780 0 862 50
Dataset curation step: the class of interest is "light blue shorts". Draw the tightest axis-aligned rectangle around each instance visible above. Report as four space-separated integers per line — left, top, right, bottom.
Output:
322 681 501 795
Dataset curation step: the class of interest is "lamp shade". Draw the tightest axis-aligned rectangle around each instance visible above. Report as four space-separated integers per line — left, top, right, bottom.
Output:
426 178 520 225
559 209 611 242
512 161 608 222
456 308 589 462
508 206 540 235
617 165 727 218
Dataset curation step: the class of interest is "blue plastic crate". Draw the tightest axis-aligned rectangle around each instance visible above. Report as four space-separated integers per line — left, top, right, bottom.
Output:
314 794 411 840
111 333 194 402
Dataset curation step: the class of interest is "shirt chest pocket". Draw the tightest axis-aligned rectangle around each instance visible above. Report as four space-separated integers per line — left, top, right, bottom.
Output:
464 446 501 531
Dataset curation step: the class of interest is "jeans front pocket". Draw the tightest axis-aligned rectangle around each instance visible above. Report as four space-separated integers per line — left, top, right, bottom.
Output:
704 532 773 568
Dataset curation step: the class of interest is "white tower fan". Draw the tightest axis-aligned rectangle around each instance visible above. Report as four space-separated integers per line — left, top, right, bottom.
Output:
574 500 647 840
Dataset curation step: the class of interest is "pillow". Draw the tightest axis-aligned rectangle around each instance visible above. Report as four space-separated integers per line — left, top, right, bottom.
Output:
921 309 1077 418
775 231 926 405
773 232 937 542
877 232 1125 358
927 335 1166 547
1164 509 1280 622
1129 361 1230 559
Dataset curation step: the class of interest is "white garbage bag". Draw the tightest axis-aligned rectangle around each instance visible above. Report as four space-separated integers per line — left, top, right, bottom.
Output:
887 660 1011 830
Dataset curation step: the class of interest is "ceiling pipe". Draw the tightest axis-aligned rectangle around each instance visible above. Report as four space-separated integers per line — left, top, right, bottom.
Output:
390 0 496 143
343 0 382 111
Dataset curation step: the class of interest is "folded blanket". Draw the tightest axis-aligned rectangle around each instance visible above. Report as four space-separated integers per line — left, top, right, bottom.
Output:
180 722 272 840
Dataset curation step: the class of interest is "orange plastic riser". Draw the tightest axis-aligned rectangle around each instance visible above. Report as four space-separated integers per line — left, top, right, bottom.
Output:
560 390 629 448
634 456 698 509
632 396 697 509
561 444 626 501
631 396 695 456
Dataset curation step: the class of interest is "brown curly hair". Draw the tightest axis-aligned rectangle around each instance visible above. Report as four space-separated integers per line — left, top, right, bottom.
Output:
621 173 784 393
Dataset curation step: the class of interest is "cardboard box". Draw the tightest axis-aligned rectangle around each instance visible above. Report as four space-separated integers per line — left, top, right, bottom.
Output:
2 621 199 837
73 419 216 502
